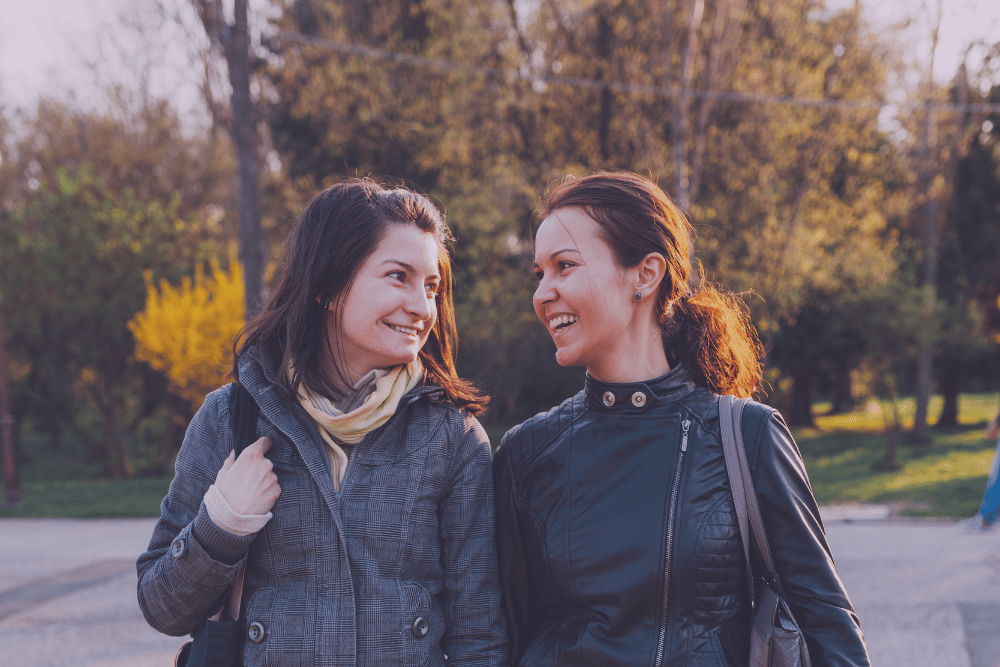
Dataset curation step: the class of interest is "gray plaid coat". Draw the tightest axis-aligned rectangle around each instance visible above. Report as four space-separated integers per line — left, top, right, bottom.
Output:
137 348 508 667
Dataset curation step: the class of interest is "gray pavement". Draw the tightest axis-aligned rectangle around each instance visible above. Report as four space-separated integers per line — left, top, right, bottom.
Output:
1 515 1000 666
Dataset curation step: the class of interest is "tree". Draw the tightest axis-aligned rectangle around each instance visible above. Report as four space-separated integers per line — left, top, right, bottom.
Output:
264 0 903 423
934 81 1000 426
0 166 219 477
129 252 245 408
193 0 267 317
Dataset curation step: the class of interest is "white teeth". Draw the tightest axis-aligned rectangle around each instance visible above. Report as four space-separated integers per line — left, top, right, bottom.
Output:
389 324 417 335
548 315 578 329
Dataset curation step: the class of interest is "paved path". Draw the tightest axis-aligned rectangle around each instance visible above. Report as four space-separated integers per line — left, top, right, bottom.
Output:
1 516 1000 666
826 520 1000 667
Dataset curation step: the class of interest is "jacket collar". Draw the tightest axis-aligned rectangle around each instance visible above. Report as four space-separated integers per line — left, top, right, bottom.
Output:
236 347 444 516
584 364 697 414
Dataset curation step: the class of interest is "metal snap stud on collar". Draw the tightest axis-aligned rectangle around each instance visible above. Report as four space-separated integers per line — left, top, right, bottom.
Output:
631 392 646 408
602 391 616 407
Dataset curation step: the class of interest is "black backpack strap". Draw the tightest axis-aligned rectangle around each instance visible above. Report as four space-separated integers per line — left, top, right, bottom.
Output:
214 383 260 631
227 383 260 456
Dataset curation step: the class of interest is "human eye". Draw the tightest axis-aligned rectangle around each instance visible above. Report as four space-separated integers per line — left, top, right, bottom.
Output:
386 270 406 282
557 260 576 272
533 268 544 281
425 281 439 297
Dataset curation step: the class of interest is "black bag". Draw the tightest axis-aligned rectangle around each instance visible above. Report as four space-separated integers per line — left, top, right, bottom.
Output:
175 383 259 667
719 395 812 667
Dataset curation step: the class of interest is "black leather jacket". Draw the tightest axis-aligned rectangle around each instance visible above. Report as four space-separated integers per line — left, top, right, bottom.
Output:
493 365 869 667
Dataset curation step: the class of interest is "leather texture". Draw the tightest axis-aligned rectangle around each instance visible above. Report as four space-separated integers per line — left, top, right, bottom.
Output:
494 364 869 667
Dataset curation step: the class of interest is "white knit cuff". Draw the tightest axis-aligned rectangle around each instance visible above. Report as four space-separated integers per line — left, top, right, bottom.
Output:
204 484 272 537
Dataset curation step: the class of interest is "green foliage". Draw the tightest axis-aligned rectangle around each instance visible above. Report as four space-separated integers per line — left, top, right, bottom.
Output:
0 166 220 477
263 0 905 422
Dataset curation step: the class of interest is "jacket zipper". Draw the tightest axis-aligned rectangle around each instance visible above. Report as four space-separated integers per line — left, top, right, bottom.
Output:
654 418 691 667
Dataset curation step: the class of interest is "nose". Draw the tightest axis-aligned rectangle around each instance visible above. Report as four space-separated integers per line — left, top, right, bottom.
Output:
533 274 556 313
406 286 435 322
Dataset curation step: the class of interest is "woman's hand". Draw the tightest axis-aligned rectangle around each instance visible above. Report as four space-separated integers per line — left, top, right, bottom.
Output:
214 437 282 516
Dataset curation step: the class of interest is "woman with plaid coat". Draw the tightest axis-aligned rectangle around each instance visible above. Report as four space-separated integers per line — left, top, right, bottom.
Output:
137 181 508 667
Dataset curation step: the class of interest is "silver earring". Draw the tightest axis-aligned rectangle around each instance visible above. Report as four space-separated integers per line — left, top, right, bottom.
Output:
633 291 642 301
324 298 333 309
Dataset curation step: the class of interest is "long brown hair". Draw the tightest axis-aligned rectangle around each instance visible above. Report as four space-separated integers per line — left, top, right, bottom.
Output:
542 171 763 398
233 179 488 415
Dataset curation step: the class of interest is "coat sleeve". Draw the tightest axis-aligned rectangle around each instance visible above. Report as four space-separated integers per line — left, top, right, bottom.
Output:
493 431 543 666
438 414 510 667
135 387 257 636
749 408 870 667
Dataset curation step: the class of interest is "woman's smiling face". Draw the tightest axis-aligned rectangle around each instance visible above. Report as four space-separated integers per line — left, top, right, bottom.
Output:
533 207 636 376
334 223 440 382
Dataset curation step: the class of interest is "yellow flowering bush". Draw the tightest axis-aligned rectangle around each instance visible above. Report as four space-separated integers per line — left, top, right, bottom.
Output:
129 253 244 407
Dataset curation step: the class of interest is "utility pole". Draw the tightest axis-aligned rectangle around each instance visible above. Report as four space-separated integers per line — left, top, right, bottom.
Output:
0 291 22 508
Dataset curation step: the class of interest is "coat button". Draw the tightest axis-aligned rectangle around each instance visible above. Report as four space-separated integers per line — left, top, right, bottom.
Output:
411 616 429 638
631 392 646 407
248 621 266 643
170 539 186 559
602 391 615 407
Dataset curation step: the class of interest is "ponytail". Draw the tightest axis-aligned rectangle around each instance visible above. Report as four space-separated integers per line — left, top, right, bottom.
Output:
664 284 763 399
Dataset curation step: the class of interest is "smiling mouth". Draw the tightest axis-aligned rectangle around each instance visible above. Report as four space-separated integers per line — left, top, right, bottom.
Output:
549 315 578 331
386 322 419 336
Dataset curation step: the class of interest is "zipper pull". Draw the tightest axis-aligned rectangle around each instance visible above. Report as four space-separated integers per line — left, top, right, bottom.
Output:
681 419 691 452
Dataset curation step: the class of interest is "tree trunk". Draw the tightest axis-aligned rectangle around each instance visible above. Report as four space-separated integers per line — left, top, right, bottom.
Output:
912 1 944 444
0 291 22 507
788 368 816 427
93 381 134 480
936 361 959 428
596 11 614 163
881 399 901 470
194 0 265 320
226 0 265 319
828 362 856 415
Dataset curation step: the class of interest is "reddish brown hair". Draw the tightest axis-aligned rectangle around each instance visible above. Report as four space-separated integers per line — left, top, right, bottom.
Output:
233 179 488 415
542 171 763 398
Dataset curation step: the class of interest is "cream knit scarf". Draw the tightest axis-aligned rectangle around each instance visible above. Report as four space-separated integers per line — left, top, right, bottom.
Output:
295 360 424 490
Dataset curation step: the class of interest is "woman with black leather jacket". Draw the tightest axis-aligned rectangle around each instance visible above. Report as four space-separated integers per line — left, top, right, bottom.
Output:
493 171 869 667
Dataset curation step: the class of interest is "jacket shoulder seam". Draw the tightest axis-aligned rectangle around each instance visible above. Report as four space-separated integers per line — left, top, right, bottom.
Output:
501 392 585 477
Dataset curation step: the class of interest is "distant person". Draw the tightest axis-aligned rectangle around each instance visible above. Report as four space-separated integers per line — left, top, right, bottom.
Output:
137 180 508 666
494 171 870 666
978 410 1000 530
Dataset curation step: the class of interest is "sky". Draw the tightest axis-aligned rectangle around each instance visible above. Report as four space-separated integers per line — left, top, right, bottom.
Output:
1 0 998 118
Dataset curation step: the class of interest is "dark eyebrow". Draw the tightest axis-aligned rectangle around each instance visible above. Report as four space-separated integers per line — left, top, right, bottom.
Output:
533 248 581 269
549 248 582 261
381 259 440 281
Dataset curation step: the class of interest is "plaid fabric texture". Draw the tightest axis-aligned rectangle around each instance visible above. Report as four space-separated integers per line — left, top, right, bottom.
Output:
137 348 508 667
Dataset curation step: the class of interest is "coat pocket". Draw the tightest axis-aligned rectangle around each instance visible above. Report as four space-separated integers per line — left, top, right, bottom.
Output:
241 585 315 667
402 581 442 666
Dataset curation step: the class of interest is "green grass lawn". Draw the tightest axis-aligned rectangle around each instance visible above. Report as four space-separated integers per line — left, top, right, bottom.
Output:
0 478 172 518
795 392 1000 518
2 393 998 518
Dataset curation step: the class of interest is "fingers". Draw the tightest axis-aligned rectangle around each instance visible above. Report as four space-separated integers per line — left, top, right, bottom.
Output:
238 437 272 459
215 450 236 483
